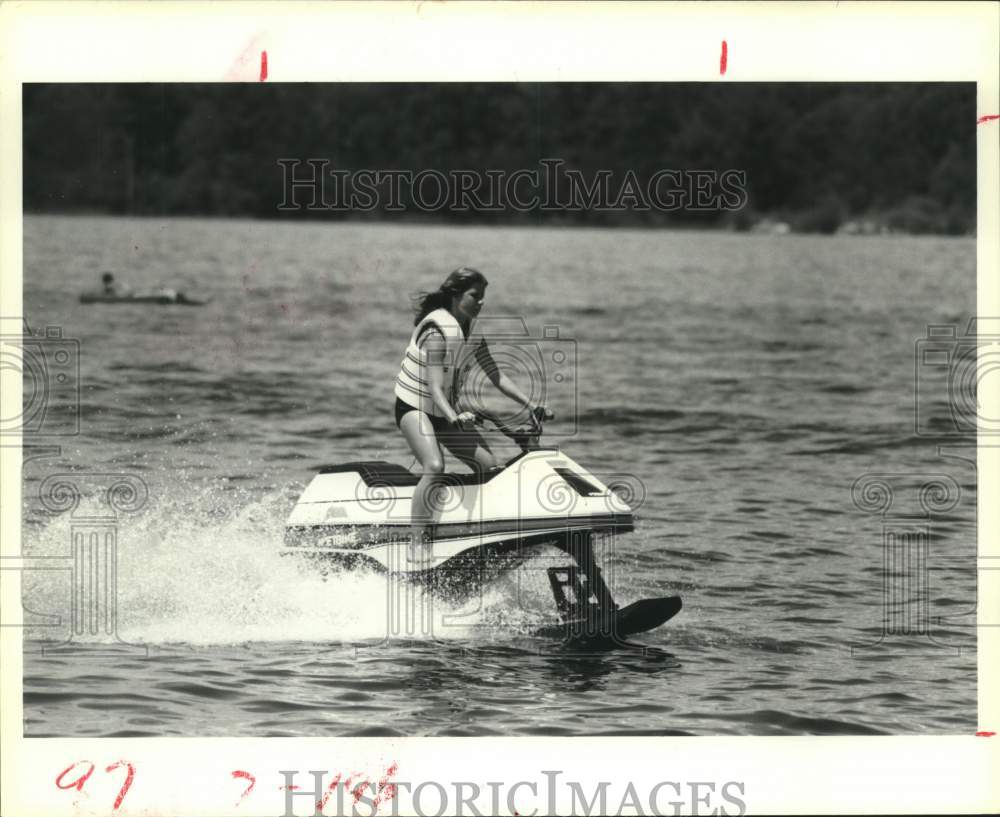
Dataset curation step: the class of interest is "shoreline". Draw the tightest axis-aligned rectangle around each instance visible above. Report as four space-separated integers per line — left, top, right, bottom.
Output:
21 209 977 238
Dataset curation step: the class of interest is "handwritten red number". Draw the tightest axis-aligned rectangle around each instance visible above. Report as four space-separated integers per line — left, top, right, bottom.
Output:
55 761 95 792
105 761 135 811
317 772 343 812
374 763 399 806
232 770 257 805
352 779 370 805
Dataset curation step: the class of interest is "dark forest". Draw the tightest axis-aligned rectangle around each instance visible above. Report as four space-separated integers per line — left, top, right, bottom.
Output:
23 83 976 234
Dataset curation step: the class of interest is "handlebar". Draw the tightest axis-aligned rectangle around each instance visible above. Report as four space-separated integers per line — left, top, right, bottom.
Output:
471 406 554 452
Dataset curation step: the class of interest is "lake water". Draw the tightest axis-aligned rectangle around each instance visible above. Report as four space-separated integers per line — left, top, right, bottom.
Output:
19 214 977 736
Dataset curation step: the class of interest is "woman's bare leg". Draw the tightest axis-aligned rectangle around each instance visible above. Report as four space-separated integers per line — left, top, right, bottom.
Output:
439 426 497 474
399 410 445 560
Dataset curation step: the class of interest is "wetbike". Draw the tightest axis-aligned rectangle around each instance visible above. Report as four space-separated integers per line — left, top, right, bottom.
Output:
283 410 681 640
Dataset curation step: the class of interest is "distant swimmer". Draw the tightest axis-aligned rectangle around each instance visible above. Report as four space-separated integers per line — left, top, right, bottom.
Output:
153 287 206 305
80 274 209 306
101 272 130 297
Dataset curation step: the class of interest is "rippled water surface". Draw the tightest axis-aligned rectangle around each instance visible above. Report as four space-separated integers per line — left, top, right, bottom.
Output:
20 215 977 736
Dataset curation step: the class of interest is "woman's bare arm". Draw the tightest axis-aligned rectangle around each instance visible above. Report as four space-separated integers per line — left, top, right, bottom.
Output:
474 341 533 409
423 330 461 423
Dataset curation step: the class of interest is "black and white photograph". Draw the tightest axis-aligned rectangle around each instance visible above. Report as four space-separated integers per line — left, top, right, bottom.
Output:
1 3 997 816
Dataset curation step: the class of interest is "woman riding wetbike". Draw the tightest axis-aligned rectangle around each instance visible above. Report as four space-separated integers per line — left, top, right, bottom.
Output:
394 267 551 563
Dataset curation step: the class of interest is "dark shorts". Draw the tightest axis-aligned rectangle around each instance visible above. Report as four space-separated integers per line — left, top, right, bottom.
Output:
394 397 452 434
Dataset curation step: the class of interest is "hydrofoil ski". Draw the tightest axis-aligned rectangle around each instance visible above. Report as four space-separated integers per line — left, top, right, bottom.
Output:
283 409 681 643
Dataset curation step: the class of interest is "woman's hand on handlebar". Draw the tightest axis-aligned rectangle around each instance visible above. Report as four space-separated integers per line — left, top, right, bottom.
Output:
453 411 478 429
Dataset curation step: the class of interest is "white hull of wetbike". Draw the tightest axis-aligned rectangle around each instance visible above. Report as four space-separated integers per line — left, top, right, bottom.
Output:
282 449 633 575
284 440 684 642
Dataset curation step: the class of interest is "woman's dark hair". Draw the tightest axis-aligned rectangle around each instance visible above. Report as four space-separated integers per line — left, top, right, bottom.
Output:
412 267 489 325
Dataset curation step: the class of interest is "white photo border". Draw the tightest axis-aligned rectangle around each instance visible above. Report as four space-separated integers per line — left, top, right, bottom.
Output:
1 2 997 815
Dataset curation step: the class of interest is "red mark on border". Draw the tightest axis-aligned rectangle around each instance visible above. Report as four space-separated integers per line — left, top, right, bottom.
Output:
353 781 374 805
976 730 996 737
720 40 728 75
317 773 344 812
105 761 135 811
232 770 256 805
260 51 268 82
374 763 399 806
977 115 998 125
55 761 95 792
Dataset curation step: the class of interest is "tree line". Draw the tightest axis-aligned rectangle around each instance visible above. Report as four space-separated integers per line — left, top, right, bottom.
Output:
23 83 975 234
